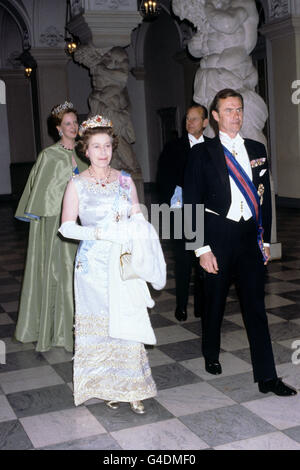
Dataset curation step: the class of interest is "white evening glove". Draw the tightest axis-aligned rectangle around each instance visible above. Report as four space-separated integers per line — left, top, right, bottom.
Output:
58 220 130 244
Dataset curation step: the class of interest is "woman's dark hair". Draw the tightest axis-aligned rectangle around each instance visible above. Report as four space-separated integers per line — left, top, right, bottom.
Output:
76 127 118 158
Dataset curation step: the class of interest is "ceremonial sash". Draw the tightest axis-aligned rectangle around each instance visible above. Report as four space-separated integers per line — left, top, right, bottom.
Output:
223 145 267 262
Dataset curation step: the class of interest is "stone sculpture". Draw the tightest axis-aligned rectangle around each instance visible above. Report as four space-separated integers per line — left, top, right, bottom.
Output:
172 0 268 144
75 44 141 173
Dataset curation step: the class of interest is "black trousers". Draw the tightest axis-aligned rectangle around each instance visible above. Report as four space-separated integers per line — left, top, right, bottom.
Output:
202 217 277 382
174 238 204 314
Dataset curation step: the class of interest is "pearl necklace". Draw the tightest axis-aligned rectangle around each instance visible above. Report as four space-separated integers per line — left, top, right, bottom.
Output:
88 165 111 187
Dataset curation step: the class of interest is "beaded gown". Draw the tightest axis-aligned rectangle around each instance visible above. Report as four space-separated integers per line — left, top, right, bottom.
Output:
72 172 157 406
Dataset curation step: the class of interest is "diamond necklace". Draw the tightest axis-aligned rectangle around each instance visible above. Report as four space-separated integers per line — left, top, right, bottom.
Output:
88 165 111 187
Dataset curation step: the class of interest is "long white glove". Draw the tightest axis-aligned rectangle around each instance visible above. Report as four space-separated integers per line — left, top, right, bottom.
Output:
58 220 130 244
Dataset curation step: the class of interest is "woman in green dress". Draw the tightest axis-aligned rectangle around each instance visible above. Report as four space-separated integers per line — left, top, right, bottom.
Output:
15 102 88 352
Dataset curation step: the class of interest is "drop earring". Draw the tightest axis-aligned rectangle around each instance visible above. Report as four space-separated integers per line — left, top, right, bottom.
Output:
59 130 63 137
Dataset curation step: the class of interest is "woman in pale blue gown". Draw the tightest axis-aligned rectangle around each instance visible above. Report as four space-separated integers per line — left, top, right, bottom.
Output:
59 116 165 414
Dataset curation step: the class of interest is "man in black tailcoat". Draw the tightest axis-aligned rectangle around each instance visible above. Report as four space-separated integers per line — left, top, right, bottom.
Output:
184 89 296 396
157 104 209 321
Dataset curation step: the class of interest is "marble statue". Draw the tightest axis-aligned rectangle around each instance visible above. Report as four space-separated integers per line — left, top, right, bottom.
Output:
74 44 141 173
172 0 268 144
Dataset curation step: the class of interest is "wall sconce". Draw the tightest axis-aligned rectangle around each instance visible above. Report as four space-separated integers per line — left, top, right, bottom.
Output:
25 67 32 77
65 38 78 55
19 48 37 78
64 0 79 55
140 1 160 20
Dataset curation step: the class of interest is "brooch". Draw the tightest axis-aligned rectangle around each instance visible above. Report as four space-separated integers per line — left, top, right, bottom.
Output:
76 260 83 270
250 157 266 168
257 183 264 205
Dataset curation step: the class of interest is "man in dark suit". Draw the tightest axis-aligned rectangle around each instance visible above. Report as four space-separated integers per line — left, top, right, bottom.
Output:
157 104 208 321
184 89 296 396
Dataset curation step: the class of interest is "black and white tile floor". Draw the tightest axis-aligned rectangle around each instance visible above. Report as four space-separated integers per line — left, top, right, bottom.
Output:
0 202 300 450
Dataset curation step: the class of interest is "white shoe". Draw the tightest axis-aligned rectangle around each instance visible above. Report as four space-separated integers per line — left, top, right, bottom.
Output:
130 400 145 414
105 401 119 410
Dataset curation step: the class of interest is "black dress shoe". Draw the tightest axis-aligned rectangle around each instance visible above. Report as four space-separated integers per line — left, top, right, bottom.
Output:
194 310 202 318
175 307 187 322
205 359 222 375
258 378 297 396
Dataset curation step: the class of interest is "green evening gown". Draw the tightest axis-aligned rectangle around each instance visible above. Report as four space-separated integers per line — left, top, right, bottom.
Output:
14 142 88 352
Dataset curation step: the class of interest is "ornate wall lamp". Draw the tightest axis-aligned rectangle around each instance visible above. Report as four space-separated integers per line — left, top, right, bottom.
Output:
65 0 79 55
139 0 161 20
19 49 36 79
25 67 32 77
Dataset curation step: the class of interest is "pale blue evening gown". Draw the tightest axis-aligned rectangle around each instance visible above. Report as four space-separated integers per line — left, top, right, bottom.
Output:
72 172 157 406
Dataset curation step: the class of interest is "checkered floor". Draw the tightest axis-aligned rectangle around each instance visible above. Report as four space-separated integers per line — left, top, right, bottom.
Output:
0 201 300 450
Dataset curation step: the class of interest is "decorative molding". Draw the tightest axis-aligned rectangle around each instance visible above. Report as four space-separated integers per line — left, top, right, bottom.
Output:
22 30 31 50
69 11 142 48
0 0 32 48
85 0 136 10
30 48 70 65
40 26 64 47
95 0 131 8
5 51 22 69
261 16 300 39
0 69 28 81
269 0 289 19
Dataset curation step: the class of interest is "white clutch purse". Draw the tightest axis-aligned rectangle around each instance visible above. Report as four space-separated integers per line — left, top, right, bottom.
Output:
120 252 139 281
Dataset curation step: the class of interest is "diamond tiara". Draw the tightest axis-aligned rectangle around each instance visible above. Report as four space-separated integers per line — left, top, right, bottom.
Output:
78 115 113 136
51 101 74 116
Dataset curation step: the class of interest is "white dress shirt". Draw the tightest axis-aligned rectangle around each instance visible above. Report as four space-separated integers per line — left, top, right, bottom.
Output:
188 133 204 148
220 131 252 222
